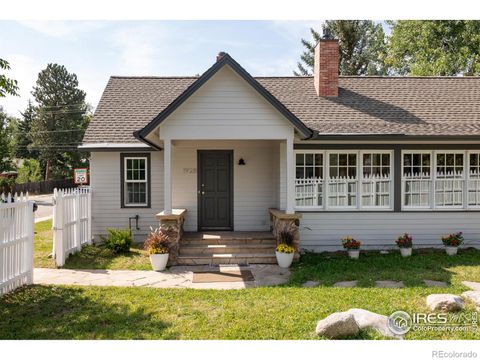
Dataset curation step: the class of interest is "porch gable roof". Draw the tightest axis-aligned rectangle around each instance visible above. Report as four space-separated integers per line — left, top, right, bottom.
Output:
133 53 313 145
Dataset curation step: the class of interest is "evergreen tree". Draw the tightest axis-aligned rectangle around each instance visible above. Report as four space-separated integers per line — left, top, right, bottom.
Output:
0 107 15 172
30 64 89 180
295 20 388 76
14 99 39 159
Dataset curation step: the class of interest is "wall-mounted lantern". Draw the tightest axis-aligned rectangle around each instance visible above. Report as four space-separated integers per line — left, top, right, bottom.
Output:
238 158 246 166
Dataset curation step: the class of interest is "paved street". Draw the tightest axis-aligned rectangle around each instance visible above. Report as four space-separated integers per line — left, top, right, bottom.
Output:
29 193 53 222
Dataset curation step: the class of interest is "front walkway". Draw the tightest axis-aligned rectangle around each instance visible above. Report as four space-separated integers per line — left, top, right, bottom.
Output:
33 265 290 290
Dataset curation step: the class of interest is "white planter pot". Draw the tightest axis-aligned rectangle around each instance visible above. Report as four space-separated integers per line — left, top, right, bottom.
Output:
150 253 169 271
276 251 294 268
445 246 458 256
348 250 360 259
400 247 412 257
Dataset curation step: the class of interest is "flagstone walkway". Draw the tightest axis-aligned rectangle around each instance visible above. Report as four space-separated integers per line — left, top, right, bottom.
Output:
33 265 291 290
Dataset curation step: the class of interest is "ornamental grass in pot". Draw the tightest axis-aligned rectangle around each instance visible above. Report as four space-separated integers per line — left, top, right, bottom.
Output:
441 232 464 256
275 230 295 268
144 227 173 271
342 236 361 259
396 233 413 257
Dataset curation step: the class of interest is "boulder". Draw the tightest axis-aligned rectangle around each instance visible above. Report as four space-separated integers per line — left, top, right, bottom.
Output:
462 291 480 307
315 312 360 338
347 308 402 339
426 294 464 312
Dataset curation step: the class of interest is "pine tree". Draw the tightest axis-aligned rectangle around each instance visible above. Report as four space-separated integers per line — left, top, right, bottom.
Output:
15 99 39 159
0 107 15 172
295 21 388 76
30 64 89 180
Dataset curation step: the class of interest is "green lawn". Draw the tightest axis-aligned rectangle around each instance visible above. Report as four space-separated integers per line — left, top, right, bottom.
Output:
18 219 480 340
34 220 151 270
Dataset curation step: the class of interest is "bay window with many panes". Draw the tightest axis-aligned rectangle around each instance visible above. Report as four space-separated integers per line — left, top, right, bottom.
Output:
295 150 393 210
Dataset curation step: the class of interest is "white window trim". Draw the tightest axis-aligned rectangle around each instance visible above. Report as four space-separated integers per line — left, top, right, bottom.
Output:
123 156 148 207
294 150 394 211
401 150 480 211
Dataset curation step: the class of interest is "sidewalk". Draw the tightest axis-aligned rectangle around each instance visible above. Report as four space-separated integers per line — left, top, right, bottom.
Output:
33 264 290 290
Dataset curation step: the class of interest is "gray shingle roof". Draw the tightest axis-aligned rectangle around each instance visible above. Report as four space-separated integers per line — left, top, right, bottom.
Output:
83 75 480 144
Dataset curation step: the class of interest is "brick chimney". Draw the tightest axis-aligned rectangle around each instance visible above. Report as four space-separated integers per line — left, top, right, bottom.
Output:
314 37 339 97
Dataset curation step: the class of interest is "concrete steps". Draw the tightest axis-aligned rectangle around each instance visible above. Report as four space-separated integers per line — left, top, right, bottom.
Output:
177 231 277 265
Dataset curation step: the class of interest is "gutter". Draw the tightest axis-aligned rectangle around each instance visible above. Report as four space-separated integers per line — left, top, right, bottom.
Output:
133 130 163 151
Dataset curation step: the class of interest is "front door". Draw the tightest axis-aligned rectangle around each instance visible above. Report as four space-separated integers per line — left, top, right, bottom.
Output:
197 150 233 230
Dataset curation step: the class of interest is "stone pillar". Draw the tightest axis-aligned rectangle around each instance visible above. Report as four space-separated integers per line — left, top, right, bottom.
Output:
155 209 186 265
269 208 302 259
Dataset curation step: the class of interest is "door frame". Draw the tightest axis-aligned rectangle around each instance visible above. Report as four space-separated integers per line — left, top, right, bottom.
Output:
197 150 234 231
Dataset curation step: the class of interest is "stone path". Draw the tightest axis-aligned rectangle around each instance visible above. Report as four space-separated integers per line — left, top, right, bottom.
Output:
375 280 405 288
424 280 448 288
333 281 358 288
33 264 290 290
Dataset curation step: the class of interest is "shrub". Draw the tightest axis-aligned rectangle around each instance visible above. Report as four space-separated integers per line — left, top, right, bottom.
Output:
341 236 361 250
279 230 294 247
441 232 464 247
16 159 42 184
144 227 174 255
101 228 132 253
276 243 294 253
396 233 413 248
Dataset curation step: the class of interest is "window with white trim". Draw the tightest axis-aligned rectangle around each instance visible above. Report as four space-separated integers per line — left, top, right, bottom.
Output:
123 156 149 207
295 150 393 210
402 150 480 209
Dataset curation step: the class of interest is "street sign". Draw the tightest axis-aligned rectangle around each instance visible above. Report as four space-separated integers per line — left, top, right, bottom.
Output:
74 168 88 185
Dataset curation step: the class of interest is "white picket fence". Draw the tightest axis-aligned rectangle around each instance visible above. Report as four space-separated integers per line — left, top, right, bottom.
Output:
53 187 92 267
0 193 34 295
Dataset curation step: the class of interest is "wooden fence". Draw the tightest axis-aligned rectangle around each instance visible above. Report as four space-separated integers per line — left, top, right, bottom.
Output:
53 187 92 267
12 179 75 195
0 193 34 295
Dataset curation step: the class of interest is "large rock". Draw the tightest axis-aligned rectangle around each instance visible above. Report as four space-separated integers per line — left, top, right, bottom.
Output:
347 308 402 339
426 294 464 312
462 291 480 307
315 312 360 339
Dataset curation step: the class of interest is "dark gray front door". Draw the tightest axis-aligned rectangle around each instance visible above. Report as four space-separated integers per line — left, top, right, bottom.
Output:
197 150 233 230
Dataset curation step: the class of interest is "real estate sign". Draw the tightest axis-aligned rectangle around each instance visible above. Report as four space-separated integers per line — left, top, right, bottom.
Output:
74 168 89 185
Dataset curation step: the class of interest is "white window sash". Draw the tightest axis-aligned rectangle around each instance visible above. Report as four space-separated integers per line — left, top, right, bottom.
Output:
124 156 148 206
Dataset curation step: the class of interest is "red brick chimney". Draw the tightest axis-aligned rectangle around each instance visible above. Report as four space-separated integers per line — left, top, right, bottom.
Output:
314 39 339 97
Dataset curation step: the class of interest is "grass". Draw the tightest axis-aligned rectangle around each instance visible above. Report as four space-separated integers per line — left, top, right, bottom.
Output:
22 219 480 340
34 220 151 270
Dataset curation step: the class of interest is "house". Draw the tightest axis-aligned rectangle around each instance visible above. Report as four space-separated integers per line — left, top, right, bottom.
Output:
81 37 480 264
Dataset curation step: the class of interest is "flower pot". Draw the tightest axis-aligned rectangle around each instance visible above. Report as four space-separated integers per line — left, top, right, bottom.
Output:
150 253 169 271
400 247 412 257
445 246 458 256
348 249 360 259
276 251 294 268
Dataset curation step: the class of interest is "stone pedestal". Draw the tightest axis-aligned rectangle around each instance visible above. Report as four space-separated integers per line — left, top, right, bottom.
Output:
155 209 187 265
269 208 302 259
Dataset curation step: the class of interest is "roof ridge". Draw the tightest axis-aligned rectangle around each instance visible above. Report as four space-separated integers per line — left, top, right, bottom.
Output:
339 75 480 79
110 76 200 79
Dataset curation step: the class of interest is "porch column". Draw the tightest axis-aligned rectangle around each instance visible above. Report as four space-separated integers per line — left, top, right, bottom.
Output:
286 136 295 214
164 138 172 214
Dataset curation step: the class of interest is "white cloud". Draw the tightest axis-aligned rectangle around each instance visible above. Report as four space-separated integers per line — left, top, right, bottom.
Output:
17 21 105 38
0 54 42 116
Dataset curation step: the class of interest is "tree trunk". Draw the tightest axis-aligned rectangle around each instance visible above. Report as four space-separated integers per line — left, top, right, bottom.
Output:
45 159 51 181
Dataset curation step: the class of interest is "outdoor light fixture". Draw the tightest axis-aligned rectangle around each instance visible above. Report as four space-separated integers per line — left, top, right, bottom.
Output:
238 158 246 165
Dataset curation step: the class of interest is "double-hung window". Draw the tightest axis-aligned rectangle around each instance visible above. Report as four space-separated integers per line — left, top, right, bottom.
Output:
121 154 150 208
402 150 480 210
295 150 393 210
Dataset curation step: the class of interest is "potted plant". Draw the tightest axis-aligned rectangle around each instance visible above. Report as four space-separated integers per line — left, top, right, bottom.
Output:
144 227 172 271
275 230 295 268
396 233 413 257
441 232 464 256
342 236 361 259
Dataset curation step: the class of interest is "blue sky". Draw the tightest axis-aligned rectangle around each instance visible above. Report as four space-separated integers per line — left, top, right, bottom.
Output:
0 20 387 116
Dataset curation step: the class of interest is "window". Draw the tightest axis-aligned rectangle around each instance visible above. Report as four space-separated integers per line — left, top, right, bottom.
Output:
295 153 323 207
402 151 480 209
327 153 357 207
121 154 150 207
295 150 393 210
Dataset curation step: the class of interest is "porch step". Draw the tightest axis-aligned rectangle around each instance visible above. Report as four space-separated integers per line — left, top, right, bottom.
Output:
177 253 278 265
178 231 277 265
179 243 275 256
